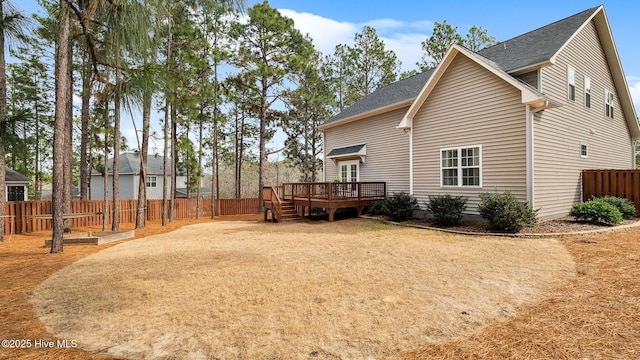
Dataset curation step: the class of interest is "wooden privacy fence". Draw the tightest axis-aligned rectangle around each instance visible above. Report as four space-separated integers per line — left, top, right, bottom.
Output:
582 169 640 213
3 198 259 235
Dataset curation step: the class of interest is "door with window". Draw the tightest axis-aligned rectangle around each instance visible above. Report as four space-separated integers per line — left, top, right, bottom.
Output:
339 160 359 182
338 160 359 198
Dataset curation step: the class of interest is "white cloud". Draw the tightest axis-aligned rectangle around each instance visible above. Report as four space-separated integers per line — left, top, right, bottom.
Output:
381 33 428 72
365 18 406 30
279 9 358 55
279 8 430 72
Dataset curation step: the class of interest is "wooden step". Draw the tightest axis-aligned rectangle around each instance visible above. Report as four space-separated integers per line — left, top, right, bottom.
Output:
278 202 301 221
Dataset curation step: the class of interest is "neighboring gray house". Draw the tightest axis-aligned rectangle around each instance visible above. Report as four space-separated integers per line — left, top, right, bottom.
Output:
5 168 31 201
90 152 205 200
319 6 640 220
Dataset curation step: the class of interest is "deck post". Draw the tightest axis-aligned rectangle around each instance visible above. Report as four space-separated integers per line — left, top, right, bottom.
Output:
328 208 336 222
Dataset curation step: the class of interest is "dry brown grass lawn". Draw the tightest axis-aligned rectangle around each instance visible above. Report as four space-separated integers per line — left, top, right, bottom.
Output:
28 219 573 359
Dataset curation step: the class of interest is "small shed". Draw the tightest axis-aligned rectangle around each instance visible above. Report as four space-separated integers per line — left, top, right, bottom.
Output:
5 168 31 201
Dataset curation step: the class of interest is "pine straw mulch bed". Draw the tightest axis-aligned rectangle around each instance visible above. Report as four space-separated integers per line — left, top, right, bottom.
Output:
406 216 640 236
0 215 638 359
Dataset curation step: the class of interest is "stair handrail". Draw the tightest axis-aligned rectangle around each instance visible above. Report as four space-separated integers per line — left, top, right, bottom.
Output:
270 186 284 222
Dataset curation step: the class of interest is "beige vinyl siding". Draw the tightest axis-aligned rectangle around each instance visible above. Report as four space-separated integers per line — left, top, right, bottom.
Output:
536 20 633 219
323 107 410 194
412 55 527 214
516 70 539 90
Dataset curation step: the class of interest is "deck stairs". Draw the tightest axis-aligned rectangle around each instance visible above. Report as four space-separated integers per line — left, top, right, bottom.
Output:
278 200 302 221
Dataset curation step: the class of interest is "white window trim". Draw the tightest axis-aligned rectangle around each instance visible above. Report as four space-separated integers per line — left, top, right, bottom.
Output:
580 143 588 158
338 160 360 182
584 76 591 108
567 65 576 101
146 175 157 188
439 145 483 188
605 89 614 118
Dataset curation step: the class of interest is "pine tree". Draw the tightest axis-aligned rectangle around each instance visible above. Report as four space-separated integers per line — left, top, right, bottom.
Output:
232 1 314 210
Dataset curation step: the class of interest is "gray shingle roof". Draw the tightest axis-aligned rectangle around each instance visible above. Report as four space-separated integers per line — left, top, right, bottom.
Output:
5 168 31 182
92 152 184 176
322 6 599 127
478 6 599 72
324 69 434 125
327 144 366 157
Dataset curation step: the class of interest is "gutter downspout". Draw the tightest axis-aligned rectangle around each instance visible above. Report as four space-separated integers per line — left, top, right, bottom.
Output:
527 102 547 208
322 130 326 182
409 127 414 195
633 138 639 169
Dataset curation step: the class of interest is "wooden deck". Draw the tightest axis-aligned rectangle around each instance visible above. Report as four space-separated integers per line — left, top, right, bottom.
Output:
263 182 386 222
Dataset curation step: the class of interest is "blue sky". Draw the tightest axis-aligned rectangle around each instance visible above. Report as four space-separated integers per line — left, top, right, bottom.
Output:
12 0 640 153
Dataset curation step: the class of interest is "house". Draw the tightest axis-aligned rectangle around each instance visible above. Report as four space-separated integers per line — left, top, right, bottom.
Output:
319 6 640 220
90 152 208 200
5 168 31 201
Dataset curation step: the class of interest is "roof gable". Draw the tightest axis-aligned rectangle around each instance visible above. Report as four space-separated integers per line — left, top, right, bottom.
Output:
397 45 546 129
92 152 183 176
5 168 31 183
584 7 640 139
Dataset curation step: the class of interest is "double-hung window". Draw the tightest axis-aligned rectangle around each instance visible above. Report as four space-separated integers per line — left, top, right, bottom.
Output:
567 65 576 101
440 145 482 187
584 76 591 108
581 143 588 158
146 175 157 188
605 90 614 118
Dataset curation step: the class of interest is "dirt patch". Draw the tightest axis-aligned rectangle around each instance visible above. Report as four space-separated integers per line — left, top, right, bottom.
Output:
30 219 572 359
0 215 256 360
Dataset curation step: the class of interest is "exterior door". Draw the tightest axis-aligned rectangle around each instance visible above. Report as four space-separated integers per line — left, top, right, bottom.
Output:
339 160 359 182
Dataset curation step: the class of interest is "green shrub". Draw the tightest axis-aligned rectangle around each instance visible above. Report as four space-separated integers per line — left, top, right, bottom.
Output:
478 191 538 233
570 199 624 225
367 199 389 216
367 192 420 222
599 196 636 219
426 194 467 226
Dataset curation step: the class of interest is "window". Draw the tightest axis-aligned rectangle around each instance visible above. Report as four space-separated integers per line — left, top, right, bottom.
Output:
605 90 614 118
581 143 588 158
146 175 157 188
339 160 359 182
350 164 358 182
567 65 576 101
584 76 591 108
440 145 482 187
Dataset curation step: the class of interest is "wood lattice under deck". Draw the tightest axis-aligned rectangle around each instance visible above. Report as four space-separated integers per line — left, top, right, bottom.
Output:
263 182 387 222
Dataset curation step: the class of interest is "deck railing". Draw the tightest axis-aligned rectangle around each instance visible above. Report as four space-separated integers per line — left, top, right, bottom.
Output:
262 186 284 220
281 181 386 201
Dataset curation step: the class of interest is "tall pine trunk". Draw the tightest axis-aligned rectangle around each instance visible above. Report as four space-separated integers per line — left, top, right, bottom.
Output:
112 65 121 232
80 50 91 200
136 84 151 229
170 105 177 222
162 99 169 227
0 1 6 241
51 2 71 253
196 105 203 219
258 78 268 212
162 19 172 227
102 106 109 232
63 40 73 229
